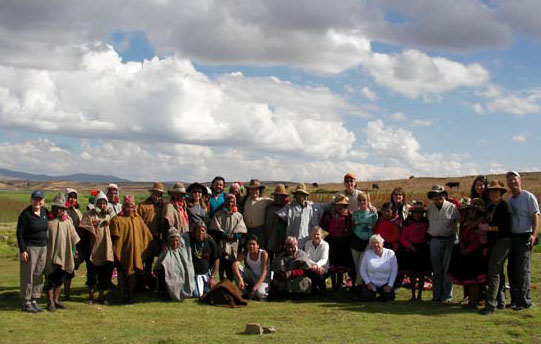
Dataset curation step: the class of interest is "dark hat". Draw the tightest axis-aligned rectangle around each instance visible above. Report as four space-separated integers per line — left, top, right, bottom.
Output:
50 193 68 209
245 179 265 190
31 190 45 199
187 182 208 195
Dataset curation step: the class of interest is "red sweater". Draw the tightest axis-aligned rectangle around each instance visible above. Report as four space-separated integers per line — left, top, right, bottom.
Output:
374 218 401 251
400 220 428 249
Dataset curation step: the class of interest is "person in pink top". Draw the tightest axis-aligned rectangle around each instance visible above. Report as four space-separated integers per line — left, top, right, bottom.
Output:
396 201 430 301
320 194 354 291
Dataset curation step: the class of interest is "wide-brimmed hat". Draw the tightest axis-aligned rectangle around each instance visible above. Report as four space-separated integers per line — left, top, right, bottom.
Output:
272 184 288 195
168 182 187 195
148 182 165 194
410 201 426 213
333 194 350 205
292 183 310 195
427 184 448 199
486 180 507 194
50 193 68 209
187 182 208 195
245 179 265 190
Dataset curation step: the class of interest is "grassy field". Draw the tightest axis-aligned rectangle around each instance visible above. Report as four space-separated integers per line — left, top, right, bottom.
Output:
1 174 541 344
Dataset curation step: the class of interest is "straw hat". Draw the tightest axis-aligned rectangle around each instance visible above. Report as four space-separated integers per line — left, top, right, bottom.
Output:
168 182 187 195
427 184 448 199
272 184 288 195
486 180 507 194
50 193 68 209
245 179 265 190
333 194 349 205
292 183 310 195
148 182 165 194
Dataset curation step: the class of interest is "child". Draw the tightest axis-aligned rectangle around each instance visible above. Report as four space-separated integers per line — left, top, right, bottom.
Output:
374 203 401 252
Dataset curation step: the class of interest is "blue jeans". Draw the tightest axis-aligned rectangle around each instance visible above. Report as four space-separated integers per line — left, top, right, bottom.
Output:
429 237 455 301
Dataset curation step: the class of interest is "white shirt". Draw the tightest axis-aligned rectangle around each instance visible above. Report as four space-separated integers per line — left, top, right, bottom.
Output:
304 239 330 271
275 201 325 245
360 248 398 288
427 200 459 237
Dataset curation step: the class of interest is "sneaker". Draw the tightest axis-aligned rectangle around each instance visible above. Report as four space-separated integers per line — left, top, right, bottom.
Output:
31 300 43 312
512 304 524 311
46 303 56 312
21 302 38 313
442 299 454 305
479 308 494 315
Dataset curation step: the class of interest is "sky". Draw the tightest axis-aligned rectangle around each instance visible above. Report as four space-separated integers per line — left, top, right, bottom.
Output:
0 0 539 183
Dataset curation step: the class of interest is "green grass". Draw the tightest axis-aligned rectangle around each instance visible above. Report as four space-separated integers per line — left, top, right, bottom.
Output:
0 221 540 344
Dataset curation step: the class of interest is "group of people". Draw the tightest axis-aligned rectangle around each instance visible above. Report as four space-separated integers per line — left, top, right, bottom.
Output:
16 172 538 315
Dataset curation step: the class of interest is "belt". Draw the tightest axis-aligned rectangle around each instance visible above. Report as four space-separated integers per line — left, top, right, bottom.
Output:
431 235 454 239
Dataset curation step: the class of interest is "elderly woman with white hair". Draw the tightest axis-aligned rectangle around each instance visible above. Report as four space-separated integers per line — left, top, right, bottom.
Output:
360 234 398 301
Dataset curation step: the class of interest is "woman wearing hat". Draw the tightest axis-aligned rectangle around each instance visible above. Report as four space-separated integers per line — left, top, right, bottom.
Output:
479 180 513 315
243 179 273 249
79 191 114 304
163 182 190 235
264 184 290 262
320 194 355 291
44 193 80 311
449 198 488 309
186 182 210 231
16 190 49 312
62 188 83 300
396 201 430 301
210 193 248 280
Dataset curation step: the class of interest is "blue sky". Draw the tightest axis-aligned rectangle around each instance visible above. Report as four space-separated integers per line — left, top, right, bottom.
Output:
0 0 539 182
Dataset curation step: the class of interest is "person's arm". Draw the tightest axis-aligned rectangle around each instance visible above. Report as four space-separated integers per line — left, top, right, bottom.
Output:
275 205 288 221
210 258 219 288
531 213 538 246
387 251 398 288
16 211 28 257
251 251 268 294
232 252 246 289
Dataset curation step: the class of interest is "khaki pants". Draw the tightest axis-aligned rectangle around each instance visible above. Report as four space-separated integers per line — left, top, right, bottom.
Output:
19 246 47 302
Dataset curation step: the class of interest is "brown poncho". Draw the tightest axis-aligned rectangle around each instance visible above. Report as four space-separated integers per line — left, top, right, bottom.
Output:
163 203 190 235
45 218 80 275
110 213 152 276
79 209 114 266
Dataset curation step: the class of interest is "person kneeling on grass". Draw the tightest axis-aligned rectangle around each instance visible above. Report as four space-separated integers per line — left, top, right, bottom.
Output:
360 234 397 302
185 223 219 297
154 228 195 301
233 235 270 300
44 193 80 311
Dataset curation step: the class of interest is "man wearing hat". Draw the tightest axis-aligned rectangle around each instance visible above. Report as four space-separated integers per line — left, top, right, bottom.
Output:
163 182 190 236
186 182 210 231
264 184 290 261
106 183 122 217
137 182 166 291
505 171 539 310
17 190 48 312
243 179 273 248
110 195 153 303
426 185 459 303
275 183 325 249
337 173 362 212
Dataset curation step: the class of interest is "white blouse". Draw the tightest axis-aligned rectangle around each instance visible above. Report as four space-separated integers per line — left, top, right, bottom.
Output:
360 248 398 288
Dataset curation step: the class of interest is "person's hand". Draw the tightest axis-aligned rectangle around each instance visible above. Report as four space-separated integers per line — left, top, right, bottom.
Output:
366 282 376 291
209 276 216 288
310 265 319 273
238 279 245 291
227 234 234 241
285 271 292 279
317 266 325 275
74 250 79 259
382 285 392 293
20 251 28 262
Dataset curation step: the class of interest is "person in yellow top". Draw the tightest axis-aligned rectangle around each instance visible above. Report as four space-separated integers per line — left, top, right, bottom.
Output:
110 195 152 304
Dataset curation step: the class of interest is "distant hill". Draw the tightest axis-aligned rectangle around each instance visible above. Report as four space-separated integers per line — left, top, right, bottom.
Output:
0 168 131 183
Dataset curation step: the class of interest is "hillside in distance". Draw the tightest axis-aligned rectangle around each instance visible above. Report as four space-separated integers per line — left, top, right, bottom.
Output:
0 168 130 183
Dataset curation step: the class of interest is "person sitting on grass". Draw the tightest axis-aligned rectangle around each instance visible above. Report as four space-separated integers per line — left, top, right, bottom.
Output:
360 234 397 302
304 226 330 296
233 235 270 300
79 191 114 305
186 223 219 297
44 193 80 311
374 202 401 252
154 228 195 301
270 236 312 299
